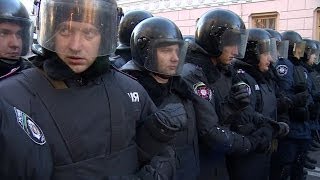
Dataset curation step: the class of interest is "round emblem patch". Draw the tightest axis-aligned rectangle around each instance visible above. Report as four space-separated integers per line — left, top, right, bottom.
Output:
14 107 46 145
276 65 288 76
193 82 213 101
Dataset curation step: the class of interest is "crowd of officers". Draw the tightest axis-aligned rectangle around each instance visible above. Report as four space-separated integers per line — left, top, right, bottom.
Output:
1 0 320 180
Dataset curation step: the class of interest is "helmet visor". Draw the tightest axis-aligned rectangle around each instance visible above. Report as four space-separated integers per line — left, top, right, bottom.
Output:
277 40 289 59
219 29 248 59
257 38 277 64
293 41 306 58
38 0 117 57
306 48 320 65
144 39 187 76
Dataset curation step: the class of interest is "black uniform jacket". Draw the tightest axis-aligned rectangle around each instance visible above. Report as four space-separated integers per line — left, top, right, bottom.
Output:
0 55 165 179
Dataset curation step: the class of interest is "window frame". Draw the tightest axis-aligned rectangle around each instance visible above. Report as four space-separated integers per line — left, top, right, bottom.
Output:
250 12 278 30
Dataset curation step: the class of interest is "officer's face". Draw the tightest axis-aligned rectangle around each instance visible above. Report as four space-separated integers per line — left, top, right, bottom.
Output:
258 52 271 72
219 45 238 65
156 44 180 76
307 53 317 66
0 22 23 60
294 44 304 59
54 21 101 73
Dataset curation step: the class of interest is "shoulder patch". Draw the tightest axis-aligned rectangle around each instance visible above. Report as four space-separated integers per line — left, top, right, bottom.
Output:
276 65 288 76
14 107 46 145
193 82 213 101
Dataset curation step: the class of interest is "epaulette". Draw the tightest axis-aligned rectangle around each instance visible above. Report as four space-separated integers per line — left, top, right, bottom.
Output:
0 67 21 80
109 55 122 62
111 65 137 80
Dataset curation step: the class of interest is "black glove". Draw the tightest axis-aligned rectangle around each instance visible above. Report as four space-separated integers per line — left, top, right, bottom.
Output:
136 146 176 180
266 118 290 138
228 81 251 110
292 90 309 107
277 96 293 113
231 123 256 135
247 126 273 153
155 103 187 131
276 122 290 137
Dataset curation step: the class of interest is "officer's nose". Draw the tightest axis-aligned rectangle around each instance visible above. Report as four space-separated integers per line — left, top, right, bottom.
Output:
8 34 21 50
68 33 82 52
231 45 239 56
171 51 179 63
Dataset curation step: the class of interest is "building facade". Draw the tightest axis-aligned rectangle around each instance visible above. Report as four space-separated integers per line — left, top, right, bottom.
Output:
117 0 320 40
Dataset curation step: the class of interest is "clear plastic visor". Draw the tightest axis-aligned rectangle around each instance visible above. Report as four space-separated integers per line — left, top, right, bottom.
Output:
292 41 306 58
256 38 278 64
277 40 289 59
219 29 249 59
38 0 117 57
0 18 33 58
306 48 320 65
144 39 188 76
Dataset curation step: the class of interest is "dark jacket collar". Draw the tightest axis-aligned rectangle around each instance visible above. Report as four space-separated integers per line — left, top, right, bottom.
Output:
34 53 110 83
134 71 191 106
185 50 220 84
0 58 28 77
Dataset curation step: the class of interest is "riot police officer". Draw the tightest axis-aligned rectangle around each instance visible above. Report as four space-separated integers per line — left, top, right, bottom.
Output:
122 16 200 179
233 28 290 180
0 0 53 179
182 9 274 180
0 0 188 179
272 30 313 180
301 39 320 131
0 0 33 79
110 10 153 68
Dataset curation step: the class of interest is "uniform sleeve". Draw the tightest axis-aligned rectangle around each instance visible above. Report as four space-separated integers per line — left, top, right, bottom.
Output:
275 59 295 99
0 99 53 180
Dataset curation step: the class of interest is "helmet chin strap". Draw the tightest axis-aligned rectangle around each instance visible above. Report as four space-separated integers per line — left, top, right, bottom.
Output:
151 72 171 84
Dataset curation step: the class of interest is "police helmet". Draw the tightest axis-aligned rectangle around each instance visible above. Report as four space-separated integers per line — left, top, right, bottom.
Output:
183 35 208 55
0 0 33 56
302 39 319 64
281 30 305 58
265 29 289 59
118 10 153 50
195 9 248 58
38 0 118 57
243 28 277 65
131 17 187 76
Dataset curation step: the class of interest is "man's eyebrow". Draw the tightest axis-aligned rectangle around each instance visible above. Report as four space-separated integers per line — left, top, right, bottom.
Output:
0 28 12 32
0 28 21 33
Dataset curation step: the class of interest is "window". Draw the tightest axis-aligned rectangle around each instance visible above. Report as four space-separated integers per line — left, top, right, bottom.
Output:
251 12 278 30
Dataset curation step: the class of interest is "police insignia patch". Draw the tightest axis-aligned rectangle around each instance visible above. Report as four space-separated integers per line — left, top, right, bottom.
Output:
14 107 46 145
193 82 213 101
276 65 288 76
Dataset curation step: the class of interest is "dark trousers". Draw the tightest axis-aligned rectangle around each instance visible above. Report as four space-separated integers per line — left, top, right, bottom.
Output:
270 139 311 180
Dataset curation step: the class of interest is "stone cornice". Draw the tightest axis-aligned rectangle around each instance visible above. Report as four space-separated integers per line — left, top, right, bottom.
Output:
116 0 269 13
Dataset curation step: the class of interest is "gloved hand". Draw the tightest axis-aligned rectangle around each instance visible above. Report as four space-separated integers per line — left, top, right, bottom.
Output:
155 103 187 131
247 126 273 154
276 122 290 137
231 123 256 135
136 146 176 179
266 118 290 138
228 81 251 110
277 96 293 113
292 90 309 107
